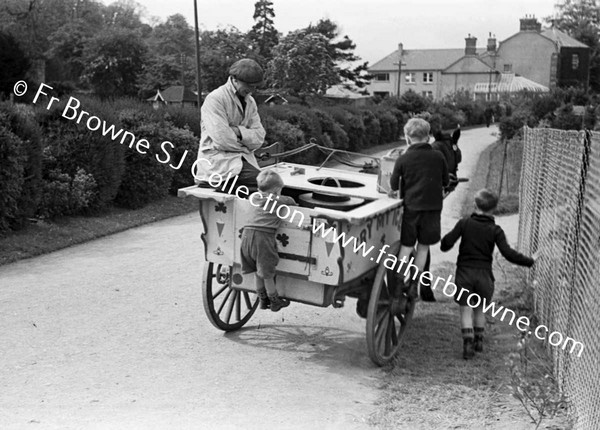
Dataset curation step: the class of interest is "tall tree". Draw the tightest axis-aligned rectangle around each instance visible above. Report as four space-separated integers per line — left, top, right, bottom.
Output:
247 0 278 61
82 28 147 98
266 30 339 96
549 0 600 91
304 18 371 88
0 31 30 98
199 27 255 91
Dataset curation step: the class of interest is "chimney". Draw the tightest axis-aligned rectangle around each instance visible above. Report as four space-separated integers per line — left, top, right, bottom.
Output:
398 42 403 57
465 34 477 56
520 14 542 32
487 33 497 53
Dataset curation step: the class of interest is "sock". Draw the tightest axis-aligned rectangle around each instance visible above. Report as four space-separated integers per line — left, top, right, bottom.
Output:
474 327 484 338
462 328 474 339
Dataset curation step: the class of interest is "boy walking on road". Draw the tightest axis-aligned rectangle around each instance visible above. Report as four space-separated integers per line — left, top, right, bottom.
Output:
441 189 536 359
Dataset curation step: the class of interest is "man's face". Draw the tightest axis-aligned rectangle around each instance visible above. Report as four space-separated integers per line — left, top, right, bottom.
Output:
233 78 259 97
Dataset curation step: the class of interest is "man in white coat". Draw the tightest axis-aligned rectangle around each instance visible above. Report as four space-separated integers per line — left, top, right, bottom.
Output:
194 58 266 190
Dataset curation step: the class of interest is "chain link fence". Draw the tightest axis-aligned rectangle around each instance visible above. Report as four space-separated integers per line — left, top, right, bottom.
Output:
518 127 600 430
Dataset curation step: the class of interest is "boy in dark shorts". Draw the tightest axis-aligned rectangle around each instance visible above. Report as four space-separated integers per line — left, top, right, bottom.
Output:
390 118 449 298
240 169 296 312
440 189 536 359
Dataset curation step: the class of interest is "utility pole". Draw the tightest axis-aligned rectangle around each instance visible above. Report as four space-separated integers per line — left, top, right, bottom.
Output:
193 0 203 113
395 43 404 97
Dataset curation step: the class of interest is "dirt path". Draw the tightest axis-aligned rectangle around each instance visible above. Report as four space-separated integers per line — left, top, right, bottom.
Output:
1 126 505 430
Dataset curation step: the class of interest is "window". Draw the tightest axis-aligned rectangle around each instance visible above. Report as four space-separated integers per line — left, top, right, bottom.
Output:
423 72 433 83
374 91 390 99
421 91 433 99
374 73 390 82
503 64 512 72
405 72 415 84
572 54 579 70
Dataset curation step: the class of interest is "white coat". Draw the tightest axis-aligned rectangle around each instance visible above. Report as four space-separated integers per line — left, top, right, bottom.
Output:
195 77 266 182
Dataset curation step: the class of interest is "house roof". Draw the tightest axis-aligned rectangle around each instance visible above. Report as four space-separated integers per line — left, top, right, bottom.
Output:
369 48 485 72
159 86 197 103
324 85 371 99
541 28 588 48
444 55 498 74
473 73 549 93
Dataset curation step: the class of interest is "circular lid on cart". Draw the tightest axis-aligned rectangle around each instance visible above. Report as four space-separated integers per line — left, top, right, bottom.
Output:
298 192 364 211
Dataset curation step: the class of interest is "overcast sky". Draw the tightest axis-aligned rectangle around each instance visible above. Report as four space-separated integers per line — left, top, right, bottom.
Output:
122 0 559 64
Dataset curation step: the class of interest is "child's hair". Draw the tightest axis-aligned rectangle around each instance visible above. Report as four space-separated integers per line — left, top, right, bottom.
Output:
404 118 430 141
257 169 284 193
475 189 499 212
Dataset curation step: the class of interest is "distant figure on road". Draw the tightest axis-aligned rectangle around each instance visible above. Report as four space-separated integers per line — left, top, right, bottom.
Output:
194 58 266 190
484 105 494 128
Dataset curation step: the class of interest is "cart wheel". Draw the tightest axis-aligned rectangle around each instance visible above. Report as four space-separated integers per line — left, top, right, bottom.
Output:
366 242 416 366
202 262 258 332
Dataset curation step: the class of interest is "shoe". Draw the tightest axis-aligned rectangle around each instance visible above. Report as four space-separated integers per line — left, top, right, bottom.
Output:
474 335 484 352
257 288 270 310
268 293 290 312
463 338 475 360
406 278 420 300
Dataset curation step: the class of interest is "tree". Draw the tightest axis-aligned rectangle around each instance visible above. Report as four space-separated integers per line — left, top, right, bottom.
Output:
247 0 278 61
0 31 30 98
304 18 371 88
82 28 147 98
549 0 600 92
199 27 255 91
266 30 339 96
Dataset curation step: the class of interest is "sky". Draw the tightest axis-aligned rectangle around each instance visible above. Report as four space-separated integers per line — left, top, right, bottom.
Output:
122 0 559 64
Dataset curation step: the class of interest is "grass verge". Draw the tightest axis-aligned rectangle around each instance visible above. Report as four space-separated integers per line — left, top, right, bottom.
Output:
0 196 197 266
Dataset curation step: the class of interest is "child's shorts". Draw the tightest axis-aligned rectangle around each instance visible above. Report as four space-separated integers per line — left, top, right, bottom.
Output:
400 208 441 246
240 227 279 279
454 267 495 306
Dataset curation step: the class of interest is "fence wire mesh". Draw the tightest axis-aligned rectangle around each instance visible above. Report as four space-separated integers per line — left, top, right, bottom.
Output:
518 127 600 430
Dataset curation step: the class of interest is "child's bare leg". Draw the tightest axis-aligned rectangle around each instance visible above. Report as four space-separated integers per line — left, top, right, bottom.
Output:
473 306 485 328
460 305 474 330
263 276 277 296
255 275 269 309
414 243 429 273
398 245 415 283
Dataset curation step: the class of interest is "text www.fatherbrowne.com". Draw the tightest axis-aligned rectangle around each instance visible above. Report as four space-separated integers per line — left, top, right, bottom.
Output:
311 221 585 358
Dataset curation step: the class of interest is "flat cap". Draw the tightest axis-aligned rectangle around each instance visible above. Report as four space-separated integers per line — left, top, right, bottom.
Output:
229 58 264 85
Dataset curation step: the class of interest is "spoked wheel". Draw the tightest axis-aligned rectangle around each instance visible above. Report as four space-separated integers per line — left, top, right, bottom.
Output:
202 262 258 331
366 241 416 366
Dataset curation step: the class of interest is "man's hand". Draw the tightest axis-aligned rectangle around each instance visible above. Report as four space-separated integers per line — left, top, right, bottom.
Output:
388 189 398 198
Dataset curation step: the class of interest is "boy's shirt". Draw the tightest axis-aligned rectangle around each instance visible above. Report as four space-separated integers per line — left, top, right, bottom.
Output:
390 143 449 210
244 192 296 231
441 213 534 270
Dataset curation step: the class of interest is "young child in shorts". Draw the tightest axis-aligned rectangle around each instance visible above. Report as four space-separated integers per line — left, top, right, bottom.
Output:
240 169 296 312
390 118 449 298
440 189 536 359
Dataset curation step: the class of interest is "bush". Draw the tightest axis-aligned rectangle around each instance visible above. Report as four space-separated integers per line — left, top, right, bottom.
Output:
261 117 317 164
165 105 201 137
114 112 174 208
313 109 349 150
0 103 43 227
37 96 126 211
372 107 400 144
38 168 97 218
0 123 26 232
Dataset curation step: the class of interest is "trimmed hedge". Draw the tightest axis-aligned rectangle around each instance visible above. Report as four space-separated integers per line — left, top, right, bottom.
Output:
0 123 26 232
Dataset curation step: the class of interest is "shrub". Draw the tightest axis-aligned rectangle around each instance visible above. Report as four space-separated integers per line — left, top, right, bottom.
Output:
114 113 174 209
164 105 201 137
261 117 317 164
36 96 126 210
358 109 381 148
0 103 43 227
372 108 399 144
38 168 97 218
313 109 349 150
0 124 26 232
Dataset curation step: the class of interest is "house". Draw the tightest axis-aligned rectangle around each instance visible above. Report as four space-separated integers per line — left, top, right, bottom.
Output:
366 16 589 100
147 85 198 108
